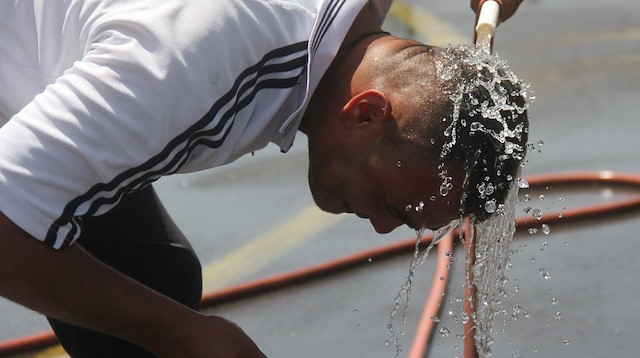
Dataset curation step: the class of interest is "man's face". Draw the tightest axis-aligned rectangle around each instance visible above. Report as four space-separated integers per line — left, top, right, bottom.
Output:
308 138 464 234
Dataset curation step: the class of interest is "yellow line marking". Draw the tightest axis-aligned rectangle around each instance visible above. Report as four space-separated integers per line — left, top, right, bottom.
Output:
201 205 346 292
390 1 468 46
33 345 68 358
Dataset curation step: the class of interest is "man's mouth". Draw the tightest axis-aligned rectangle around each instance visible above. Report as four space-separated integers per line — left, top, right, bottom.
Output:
341 201 353 214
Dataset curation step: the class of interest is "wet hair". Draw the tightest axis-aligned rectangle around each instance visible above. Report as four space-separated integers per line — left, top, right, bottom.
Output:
378 43 530 222
437 45 529 221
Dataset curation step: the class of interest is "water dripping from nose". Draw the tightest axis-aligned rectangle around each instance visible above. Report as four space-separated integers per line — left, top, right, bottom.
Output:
386 219 462 357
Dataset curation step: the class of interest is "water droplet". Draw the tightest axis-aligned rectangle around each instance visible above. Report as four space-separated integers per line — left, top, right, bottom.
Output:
513 285 519 293
512 304 524 320
517 178 529 189
542 224 551 235
555 312 562 320
438 327 451 337
396 160 402 168
532 209 542 220
405 204 412 211
539 268 551 279
485 199 497 213
431 315 440 322
551 297 558 305
562 338 570 346
485 183 495 196
540 241 549 251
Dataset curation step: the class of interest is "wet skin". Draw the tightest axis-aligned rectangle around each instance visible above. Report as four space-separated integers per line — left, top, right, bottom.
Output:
307 139 464 234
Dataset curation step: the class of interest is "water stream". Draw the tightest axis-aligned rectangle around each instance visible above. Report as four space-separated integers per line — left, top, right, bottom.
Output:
386 220 462 358
439 43 530 357
468 182 520 357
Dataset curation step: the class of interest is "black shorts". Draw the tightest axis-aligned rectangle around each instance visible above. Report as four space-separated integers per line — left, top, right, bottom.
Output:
47 185 202 357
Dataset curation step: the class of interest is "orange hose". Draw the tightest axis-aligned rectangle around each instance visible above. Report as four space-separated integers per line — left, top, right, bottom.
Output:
408 232 454 358
0 332 57 357
1 170 640 358
201 234 439 306
463 222 479 358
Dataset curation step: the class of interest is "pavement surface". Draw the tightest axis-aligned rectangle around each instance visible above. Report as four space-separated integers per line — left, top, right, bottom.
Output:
2 0 640 357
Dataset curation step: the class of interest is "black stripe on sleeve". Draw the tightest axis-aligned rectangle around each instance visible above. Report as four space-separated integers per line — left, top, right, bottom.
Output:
45 41 308 249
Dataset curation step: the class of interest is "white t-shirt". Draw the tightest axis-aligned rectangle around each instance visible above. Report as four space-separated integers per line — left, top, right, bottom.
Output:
0 0 392 249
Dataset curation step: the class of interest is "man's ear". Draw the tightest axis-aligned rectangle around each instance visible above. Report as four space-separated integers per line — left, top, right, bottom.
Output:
339 89 391 130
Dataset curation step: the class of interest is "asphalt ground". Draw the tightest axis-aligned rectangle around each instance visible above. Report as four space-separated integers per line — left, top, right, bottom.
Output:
2 0 640 357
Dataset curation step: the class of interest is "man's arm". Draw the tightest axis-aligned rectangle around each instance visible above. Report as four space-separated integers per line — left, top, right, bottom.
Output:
0 213 266 358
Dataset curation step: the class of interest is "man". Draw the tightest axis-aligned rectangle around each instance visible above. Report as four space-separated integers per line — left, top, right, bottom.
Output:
0 0 525 357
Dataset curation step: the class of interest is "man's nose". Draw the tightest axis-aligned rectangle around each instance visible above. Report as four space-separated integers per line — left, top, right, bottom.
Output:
369 215 404 234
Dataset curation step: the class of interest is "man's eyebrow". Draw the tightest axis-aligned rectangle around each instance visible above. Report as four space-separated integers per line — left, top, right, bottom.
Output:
391 205 417 230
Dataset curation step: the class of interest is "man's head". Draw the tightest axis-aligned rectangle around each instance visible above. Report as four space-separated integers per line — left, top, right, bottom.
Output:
302 35 529 233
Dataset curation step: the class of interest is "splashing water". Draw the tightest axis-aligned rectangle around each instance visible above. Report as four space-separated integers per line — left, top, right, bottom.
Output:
469 182 520 357
437 44 531 162
386 220 462 358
